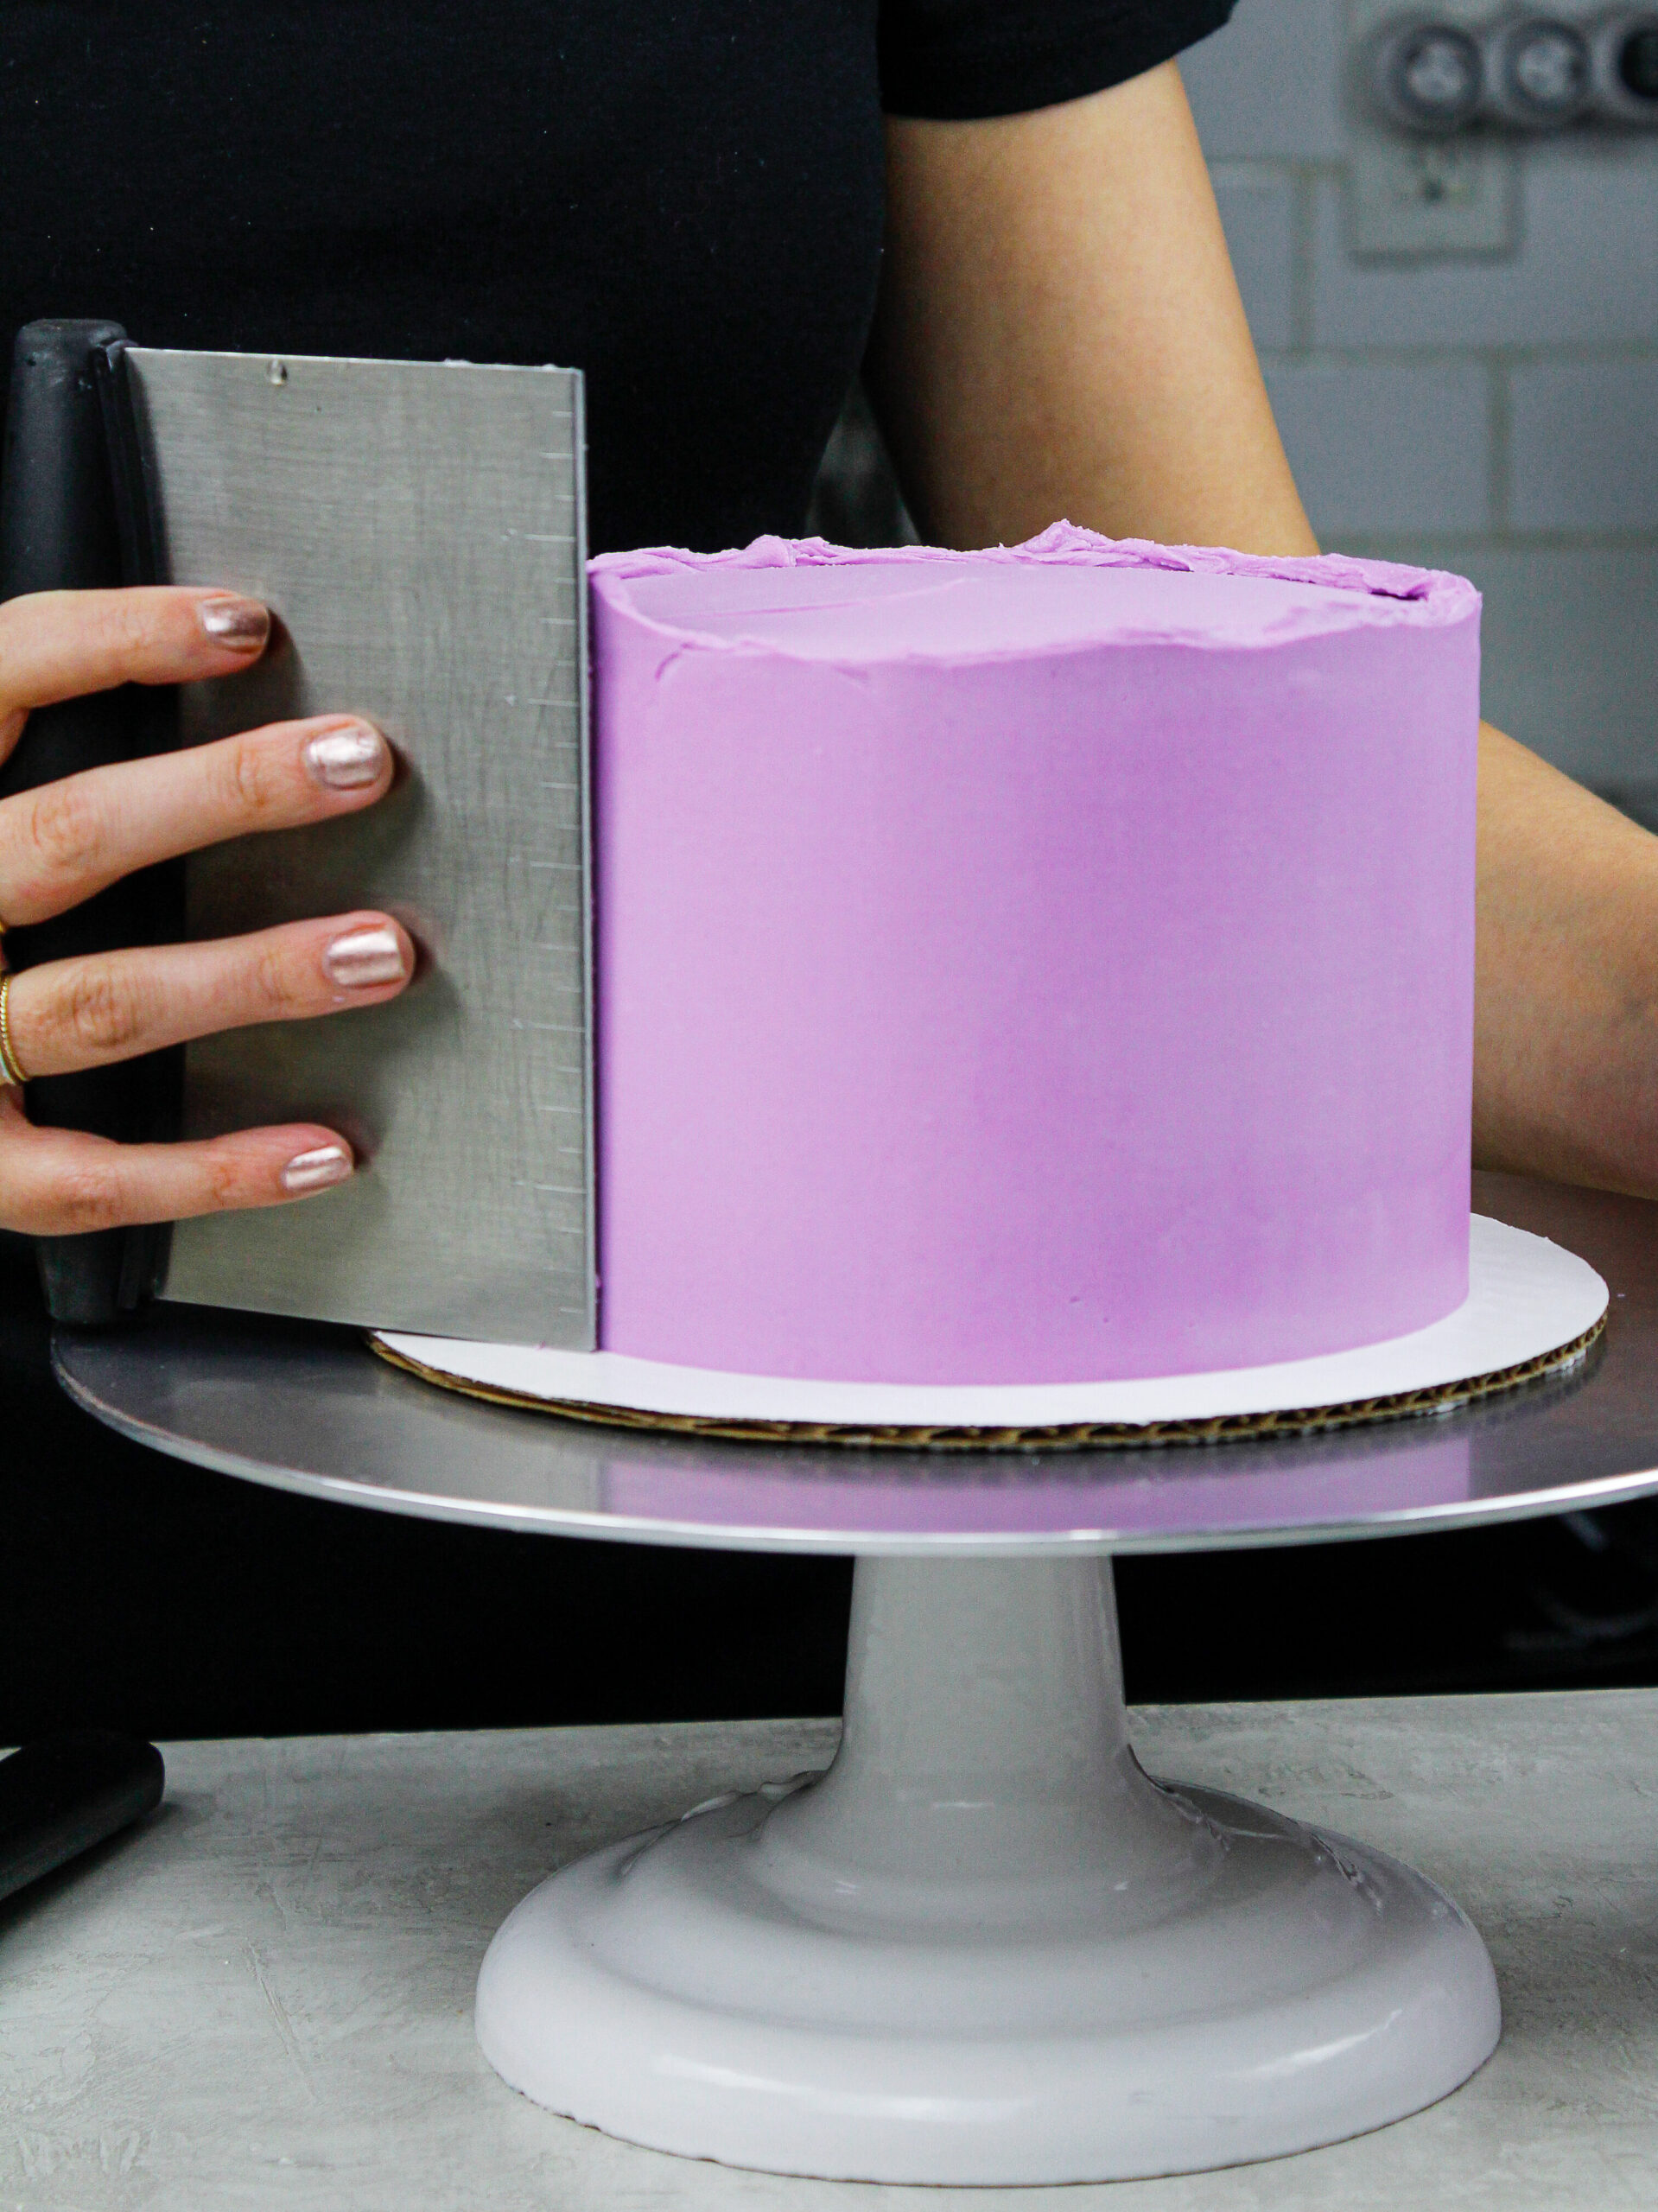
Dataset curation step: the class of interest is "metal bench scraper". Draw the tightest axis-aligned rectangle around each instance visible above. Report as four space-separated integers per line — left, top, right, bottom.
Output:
0 325 594 1348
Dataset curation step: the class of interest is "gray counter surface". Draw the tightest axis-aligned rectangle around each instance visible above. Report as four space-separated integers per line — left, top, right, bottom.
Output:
6 1693 1656 2210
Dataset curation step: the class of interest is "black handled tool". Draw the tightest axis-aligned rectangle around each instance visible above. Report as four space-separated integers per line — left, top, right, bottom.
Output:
0 320 183 1325
0 1732 165 1906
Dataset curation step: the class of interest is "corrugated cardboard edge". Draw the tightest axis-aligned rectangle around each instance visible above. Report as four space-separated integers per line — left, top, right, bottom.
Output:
367 1314 1605 1454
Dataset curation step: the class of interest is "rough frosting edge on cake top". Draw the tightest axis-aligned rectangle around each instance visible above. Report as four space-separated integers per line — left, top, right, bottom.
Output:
590 521 1482 666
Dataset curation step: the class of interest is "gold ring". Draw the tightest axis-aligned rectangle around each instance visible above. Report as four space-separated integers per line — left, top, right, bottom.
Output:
0 969 29 1089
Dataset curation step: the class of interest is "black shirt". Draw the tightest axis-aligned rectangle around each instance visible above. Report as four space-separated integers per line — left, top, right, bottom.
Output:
0 0 1233 1737
1 0 1230 556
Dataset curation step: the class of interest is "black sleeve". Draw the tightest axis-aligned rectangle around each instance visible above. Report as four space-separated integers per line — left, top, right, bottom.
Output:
880 0 1236 120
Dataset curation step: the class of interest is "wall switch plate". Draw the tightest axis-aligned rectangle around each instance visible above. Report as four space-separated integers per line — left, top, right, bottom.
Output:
1345 131 1518 254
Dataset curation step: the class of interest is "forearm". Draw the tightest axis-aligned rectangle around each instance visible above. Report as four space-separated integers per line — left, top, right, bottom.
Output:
1475 724 1658 1195
868 65 1316 559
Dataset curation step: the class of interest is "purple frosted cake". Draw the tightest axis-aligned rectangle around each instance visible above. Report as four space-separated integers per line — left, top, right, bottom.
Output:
588 524 1480 1386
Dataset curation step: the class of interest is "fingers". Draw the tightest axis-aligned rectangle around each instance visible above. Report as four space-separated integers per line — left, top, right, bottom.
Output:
0 588 272 766
1 1089 357 1235
4 912 416 1080
0 712 395 928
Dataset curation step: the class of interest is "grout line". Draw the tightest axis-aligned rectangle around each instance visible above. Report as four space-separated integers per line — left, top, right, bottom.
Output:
1488 356 1514 540
1331 529 1658 554
1290 164 1318 356
1257 342 1658 368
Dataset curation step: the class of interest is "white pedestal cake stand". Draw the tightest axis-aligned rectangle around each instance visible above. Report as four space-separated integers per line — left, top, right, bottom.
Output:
52 1176 1658 2188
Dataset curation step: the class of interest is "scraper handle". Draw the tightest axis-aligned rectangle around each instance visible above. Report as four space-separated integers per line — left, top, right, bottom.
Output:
0 1732 165 1905
0 320 182 1325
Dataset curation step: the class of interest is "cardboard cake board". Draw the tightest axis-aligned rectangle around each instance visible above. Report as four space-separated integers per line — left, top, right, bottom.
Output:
374 1213 1608 1452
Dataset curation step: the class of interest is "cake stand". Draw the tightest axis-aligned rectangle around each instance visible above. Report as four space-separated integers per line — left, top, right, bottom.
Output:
53 1174 1658 2188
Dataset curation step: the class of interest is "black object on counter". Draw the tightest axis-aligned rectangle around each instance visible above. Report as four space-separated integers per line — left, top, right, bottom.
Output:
0 319 181 1325
0 1731 165 1905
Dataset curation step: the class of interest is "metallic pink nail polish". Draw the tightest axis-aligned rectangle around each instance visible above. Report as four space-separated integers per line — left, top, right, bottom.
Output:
303 721 387 791
281 1143 353 1195
322 924 408 989
197 596 270 652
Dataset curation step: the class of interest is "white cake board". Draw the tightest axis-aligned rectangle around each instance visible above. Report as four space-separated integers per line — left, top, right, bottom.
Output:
476 1554 1501 2184
381 1215 1605 1442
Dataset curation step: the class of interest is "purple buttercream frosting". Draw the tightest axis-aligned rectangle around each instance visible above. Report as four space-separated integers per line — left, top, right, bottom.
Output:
589 529 1480 1385
594 520 1477 621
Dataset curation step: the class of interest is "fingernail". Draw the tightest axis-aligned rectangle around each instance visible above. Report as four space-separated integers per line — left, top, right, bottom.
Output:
281 1143 353 1196
303 721 388 791
322 923 408 989
197 596 270 653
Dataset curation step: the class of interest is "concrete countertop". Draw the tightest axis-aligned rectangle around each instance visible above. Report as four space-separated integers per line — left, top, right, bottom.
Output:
6 1692 1657 2210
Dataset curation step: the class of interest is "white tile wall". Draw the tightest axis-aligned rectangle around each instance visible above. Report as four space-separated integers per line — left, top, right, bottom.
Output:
1212 165 1299 352
1179 0 1346 159
1309 148 1658 352
1510 359 1658 532
1465 548 1658 781
1181 3 1658 784
1263 359 1491 532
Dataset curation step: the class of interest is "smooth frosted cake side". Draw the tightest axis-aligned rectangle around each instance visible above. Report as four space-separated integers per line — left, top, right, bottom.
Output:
588 524 1480 1386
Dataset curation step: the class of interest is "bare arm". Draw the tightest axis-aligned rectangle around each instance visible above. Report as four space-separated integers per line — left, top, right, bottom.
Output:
1474 729 1658 1195
868 63 1312 556
868 61 1658 1195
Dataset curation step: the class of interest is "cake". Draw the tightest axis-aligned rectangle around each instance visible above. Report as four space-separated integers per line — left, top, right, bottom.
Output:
588 524 1480 1388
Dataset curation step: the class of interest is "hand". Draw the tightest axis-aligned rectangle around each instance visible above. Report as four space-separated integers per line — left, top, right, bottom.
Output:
0 586 415 1236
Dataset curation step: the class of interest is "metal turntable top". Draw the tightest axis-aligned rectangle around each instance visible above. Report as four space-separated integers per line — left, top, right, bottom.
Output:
52 1176 1658 1559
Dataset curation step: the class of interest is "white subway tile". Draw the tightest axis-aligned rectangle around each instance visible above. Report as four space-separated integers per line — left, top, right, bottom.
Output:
1181 0 1345 161
1458 547 1658 780
1312 140 1658 349
1262 358 1491 534
1212 166 1298 352
1511 359 1658 532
